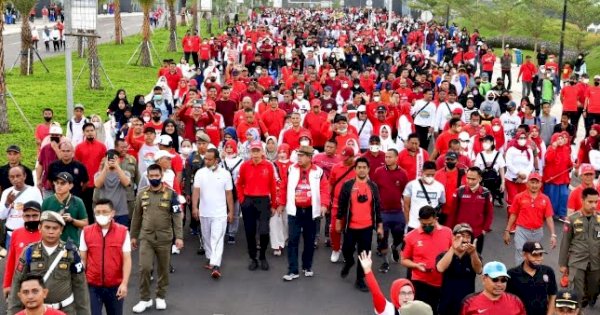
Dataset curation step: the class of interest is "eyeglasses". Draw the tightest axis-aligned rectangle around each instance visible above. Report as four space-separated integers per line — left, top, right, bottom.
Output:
489 276 508 283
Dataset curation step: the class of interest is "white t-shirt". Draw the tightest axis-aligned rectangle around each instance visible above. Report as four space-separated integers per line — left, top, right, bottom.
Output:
403 179 446 229
350 117 374 149
474 150 506 172
193 166 233 217
79 228 132 252
0 186 43 231
411 100 436 128
137 144 159 175
500 112 521 142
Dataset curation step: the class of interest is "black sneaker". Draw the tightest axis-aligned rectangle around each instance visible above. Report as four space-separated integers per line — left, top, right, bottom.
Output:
378 262 390 273
227 236 236 245
260 259 269 271
169 265 175 273
248 259 259 271
391 248 400 263
355 279 369 292
340 261 354 278
325 239 331 247
197 245 205 256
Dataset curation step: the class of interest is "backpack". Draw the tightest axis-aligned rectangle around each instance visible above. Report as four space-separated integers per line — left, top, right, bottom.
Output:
480 152 501 192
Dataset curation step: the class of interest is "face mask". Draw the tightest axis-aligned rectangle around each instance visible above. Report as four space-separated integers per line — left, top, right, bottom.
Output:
584 79 590 84
492 125 501 132
352 57 357 62
422 224 434 234
263 97 269 103
369 145 380 153
518 139 527 146
153 95 163 102
472 90 478 95
152 116 161 122
181 147 193 155
482 142 492 150
354 85 359 89
24 220 40 232
329 73 336 78
296 94 304 100
95 215 111 226
373 96 381 102
422 176 434 184
149 178 162 187
287 62 292 66
93 122 101 129
44 117 52 122
323 95 330 100
300 140 310 146
376 59 380 64
338 127 347 134
446 161 457 169
459 141 468 148
342 83 349 89
50 136 60 143
143 116 151 123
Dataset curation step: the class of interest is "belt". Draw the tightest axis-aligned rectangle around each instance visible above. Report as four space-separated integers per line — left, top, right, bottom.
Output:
47 294 74 310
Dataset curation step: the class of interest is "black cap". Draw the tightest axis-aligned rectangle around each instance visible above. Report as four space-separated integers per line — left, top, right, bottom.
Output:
333 114 347 123
522 241 547 254
555 289 578 309
55 172 74 183
23 201 42 212
445 152 459 160
152 108 161 113
6 145 21 153
376 105 387 112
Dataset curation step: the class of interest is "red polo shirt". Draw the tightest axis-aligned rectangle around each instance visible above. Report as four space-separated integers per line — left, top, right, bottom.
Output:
402 225 453 287
461 292 526 315
236 159 278 208
372 165 408 212
567 184 600 212
435 131 459 156
75 140 107 187
510 190 553 230
349 181 373 229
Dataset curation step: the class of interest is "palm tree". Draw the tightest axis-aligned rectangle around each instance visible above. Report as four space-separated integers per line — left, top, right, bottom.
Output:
190 0 198 32
15 0 37 76
114 0 124 44
138 0 155 67
166 0 177 52
0 0 9 133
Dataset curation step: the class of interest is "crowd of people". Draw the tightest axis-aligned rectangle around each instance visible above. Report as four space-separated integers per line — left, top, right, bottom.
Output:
1 5 599 315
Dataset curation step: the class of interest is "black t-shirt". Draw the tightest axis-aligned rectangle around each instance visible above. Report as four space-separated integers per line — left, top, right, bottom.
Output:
47 160 89 197
0 163 34 191
506 264 557 315
436 252 479 315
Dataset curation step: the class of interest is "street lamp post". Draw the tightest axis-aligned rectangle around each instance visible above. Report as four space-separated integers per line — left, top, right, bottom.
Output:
65 0 74 119
558 0 567 74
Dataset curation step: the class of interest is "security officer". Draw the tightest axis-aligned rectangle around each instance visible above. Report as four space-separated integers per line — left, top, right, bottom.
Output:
130 164 183 313
559 187 600 307
554 289 580 315
8 211 90 315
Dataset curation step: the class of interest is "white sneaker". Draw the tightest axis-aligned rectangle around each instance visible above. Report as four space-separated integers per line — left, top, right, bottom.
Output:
330 250 341 263
171 244 180 255
303 269 314 277
155 298 167 310
282 273 299 281
132 300 153 313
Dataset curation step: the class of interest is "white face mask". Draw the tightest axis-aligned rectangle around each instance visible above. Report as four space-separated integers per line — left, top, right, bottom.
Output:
482 142 492 150
338 127 348 134
287 62 292 66
95 215 111 226
329 72 336 78
518 139 527 146
369 145 380 153
263 97 269 103
342 83 349 89
373 96 381 102
422 176 434 184
143 116 151 123
181 147 193 155
296 94 304 100
93 122 101 129
300 140 310 146
584 79 590 84
492 125 501 132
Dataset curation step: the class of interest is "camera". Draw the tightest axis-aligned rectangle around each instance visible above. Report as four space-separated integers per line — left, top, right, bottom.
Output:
357 194 368 203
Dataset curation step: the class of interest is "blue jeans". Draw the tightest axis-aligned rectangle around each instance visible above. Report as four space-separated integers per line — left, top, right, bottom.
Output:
89 285 123 315
287 207 316 274
544 183 569 217
114 215 129 227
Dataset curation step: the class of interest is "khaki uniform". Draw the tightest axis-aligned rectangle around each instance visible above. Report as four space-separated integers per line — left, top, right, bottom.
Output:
130 185 182 300
98 155 139 218
8 241 90 315
558 211 600 302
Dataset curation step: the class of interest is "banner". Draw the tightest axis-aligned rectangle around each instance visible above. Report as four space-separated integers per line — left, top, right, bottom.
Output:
273 0 282 7
72 0 98 31
200 0 213 12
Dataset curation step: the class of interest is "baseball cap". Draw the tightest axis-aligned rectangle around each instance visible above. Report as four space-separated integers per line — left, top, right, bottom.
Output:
249 141 263 151
341 146 355 158
579 163 595 176
555 289 578 309
506 101 516 108
334 114 347 123
40 211 65 227
528 172 542 182
297 145 315 156
376 105 387 112
196 132 211 143
522 241 547 255
6 145 21 153
400 301 433 315
452 223 473 236
483 261 510 279
23 201 42 212
357 105 366 112
324 86 333 92
55 172 73 183
158 134 173 146
451 108 463 115
445 152 459 160
74 104 85 110
153 150 175 161
311 99 321 107
152 108 161 113
49 124 63 135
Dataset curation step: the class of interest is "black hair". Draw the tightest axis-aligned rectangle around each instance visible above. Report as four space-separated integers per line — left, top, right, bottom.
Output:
467 166 482 177
19 274 45 289
369 135 381 144
82 122 95 131
43 108 53 114
161 119 180 152
95 198 114 210
449 117 461 127
354 157 370 169
387 148 399 156
583 187 599 200
418 205 436 219
423 161 436 171
407 133 419 141
147 163 163 175
205 148 220 161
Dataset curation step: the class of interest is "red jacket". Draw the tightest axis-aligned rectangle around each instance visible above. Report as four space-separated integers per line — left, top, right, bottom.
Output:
177 107 215 140
450 185 494 237
164 70 182 93
182 35 200 52
302 111 329 148
481 53 496 72
261 108 287 139
199 43 211 60
236 159 278 208
83 222 128 287
281 127 310 151
3 228 41 289
518 62 537 82
543 135 573 185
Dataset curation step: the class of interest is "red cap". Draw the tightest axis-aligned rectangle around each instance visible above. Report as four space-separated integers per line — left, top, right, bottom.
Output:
528 172 542 181
249 141 263 151
278 143 290 154
310 99 321 107
189 79 198 86
341 146 355 158
579 163 595 176
452 108 463 115
206 100 216 110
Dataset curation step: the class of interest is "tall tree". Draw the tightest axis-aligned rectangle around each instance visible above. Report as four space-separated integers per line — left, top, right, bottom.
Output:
190 0 198 32
518 0 554 53
114 0 124 44
15 0 37 76
409 0 471 26
480 0 521 48
0 0 9 133
166 0 177 52
180 0 187 26
563 0 600 52
138 0 155 67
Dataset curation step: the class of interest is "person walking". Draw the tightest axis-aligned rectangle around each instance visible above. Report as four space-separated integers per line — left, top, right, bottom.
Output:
8 211 90 315
80 199 132 315
559 187 600 307
14 274 67 315
328 146 356 263
192 148 234 279
336 157 383 292
130 164 183 313
280 146 330 281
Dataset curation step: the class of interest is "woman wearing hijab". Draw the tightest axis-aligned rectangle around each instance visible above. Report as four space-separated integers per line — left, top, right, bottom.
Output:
90 114 114 150
218 126 239 155
239 127 264 161
543 132 573 222
490 118 505 151
107 89 129 114
222 139 244 245
265 136 279 162
271 144 291 256
474 135 506 205
504 131 535 232
529 125 547 174
379 125 397 151
576 124 600 167
395 102 414 151
161 119 183 153
574 53 587 77
131 94 147 117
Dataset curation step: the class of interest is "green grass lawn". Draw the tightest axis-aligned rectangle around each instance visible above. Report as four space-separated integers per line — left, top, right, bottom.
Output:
1 19 224 167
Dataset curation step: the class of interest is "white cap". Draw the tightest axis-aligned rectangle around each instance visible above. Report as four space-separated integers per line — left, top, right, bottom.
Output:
157 134 173 146
49 124 63 135
357 105 367 112
153 150 175 161
594 75 600 80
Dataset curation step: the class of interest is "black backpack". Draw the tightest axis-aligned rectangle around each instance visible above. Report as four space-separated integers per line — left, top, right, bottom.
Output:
480 152 501 192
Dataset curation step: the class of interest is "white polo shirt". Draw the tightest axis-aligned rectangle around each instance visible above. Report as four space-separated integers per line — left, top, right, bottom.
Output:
412 100 436 128
193 166 233 217
403 179 446 229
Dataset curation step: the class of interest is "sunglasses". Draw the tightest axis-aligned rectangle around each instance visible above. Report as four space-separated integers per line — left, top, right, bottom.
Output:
489 276 508 283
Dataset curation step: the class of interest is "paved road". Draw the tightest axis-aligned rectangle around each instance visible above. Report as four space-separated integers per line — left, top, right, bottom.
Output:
2 14 144 67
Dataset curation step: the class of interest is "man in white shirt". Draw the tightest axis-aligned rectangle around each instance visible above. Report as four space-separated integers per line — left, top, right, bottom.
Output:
137 128 159 176
403 161 446 232
192 148 234 279
434 90 462 134
411 89 436 149
499 101 521 145
66 104 89 147
350 105 374 152
0 166 43 248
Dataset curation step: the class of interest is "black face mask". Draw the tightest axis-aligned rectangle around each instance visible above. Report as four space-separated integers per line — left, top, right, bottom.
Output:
446 161 457 169
50 136 60 143
152 116 161 122
44 117 52 122
24 221 40 232
86 136 95 142
526 260 540 270
595 81 600 87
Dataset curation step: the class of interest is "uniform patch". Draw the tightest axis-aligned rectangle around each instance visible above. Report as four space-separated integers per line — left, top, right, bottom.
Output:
543 274 549 282
58 263 68 270
31 250 41 259
16 262 23 272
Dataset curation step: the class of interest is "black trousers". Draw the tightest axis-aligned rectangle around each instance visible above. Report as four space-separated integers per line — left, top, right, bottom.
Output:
502 70 512 91
415 125 430 150
184 52 200 69
241 196 271 260
342 227 373 281
585 113 600 136
413 280 442 313
565 108 584 136
81 188 95 224
476 234 485 254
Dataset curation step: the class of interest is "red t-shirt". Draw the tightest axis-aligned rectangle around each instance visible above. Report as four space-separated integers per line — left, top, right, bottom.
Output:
16 309 66 315
461 293 526 315
74 140 107 187
401 226 453 287
397 148 430 181
435 131 459 155
294 170 312 208
586 86 600 114
35 124 50 145
510 191 554 230
567 184 600 212
3 228 41 289
349 181 373 229
561 85 579 112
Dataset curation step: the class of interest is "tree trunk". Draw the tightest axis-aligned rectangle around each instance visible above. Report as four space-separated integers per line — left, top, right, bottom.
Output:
77 35 86 58
20 15 33 76
191 1 198 32
0 14 10 133
180 0 187 26
206 12 212 35
167 1 177 52
88 33 101 89
114 0 124 44
140 6 152 67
